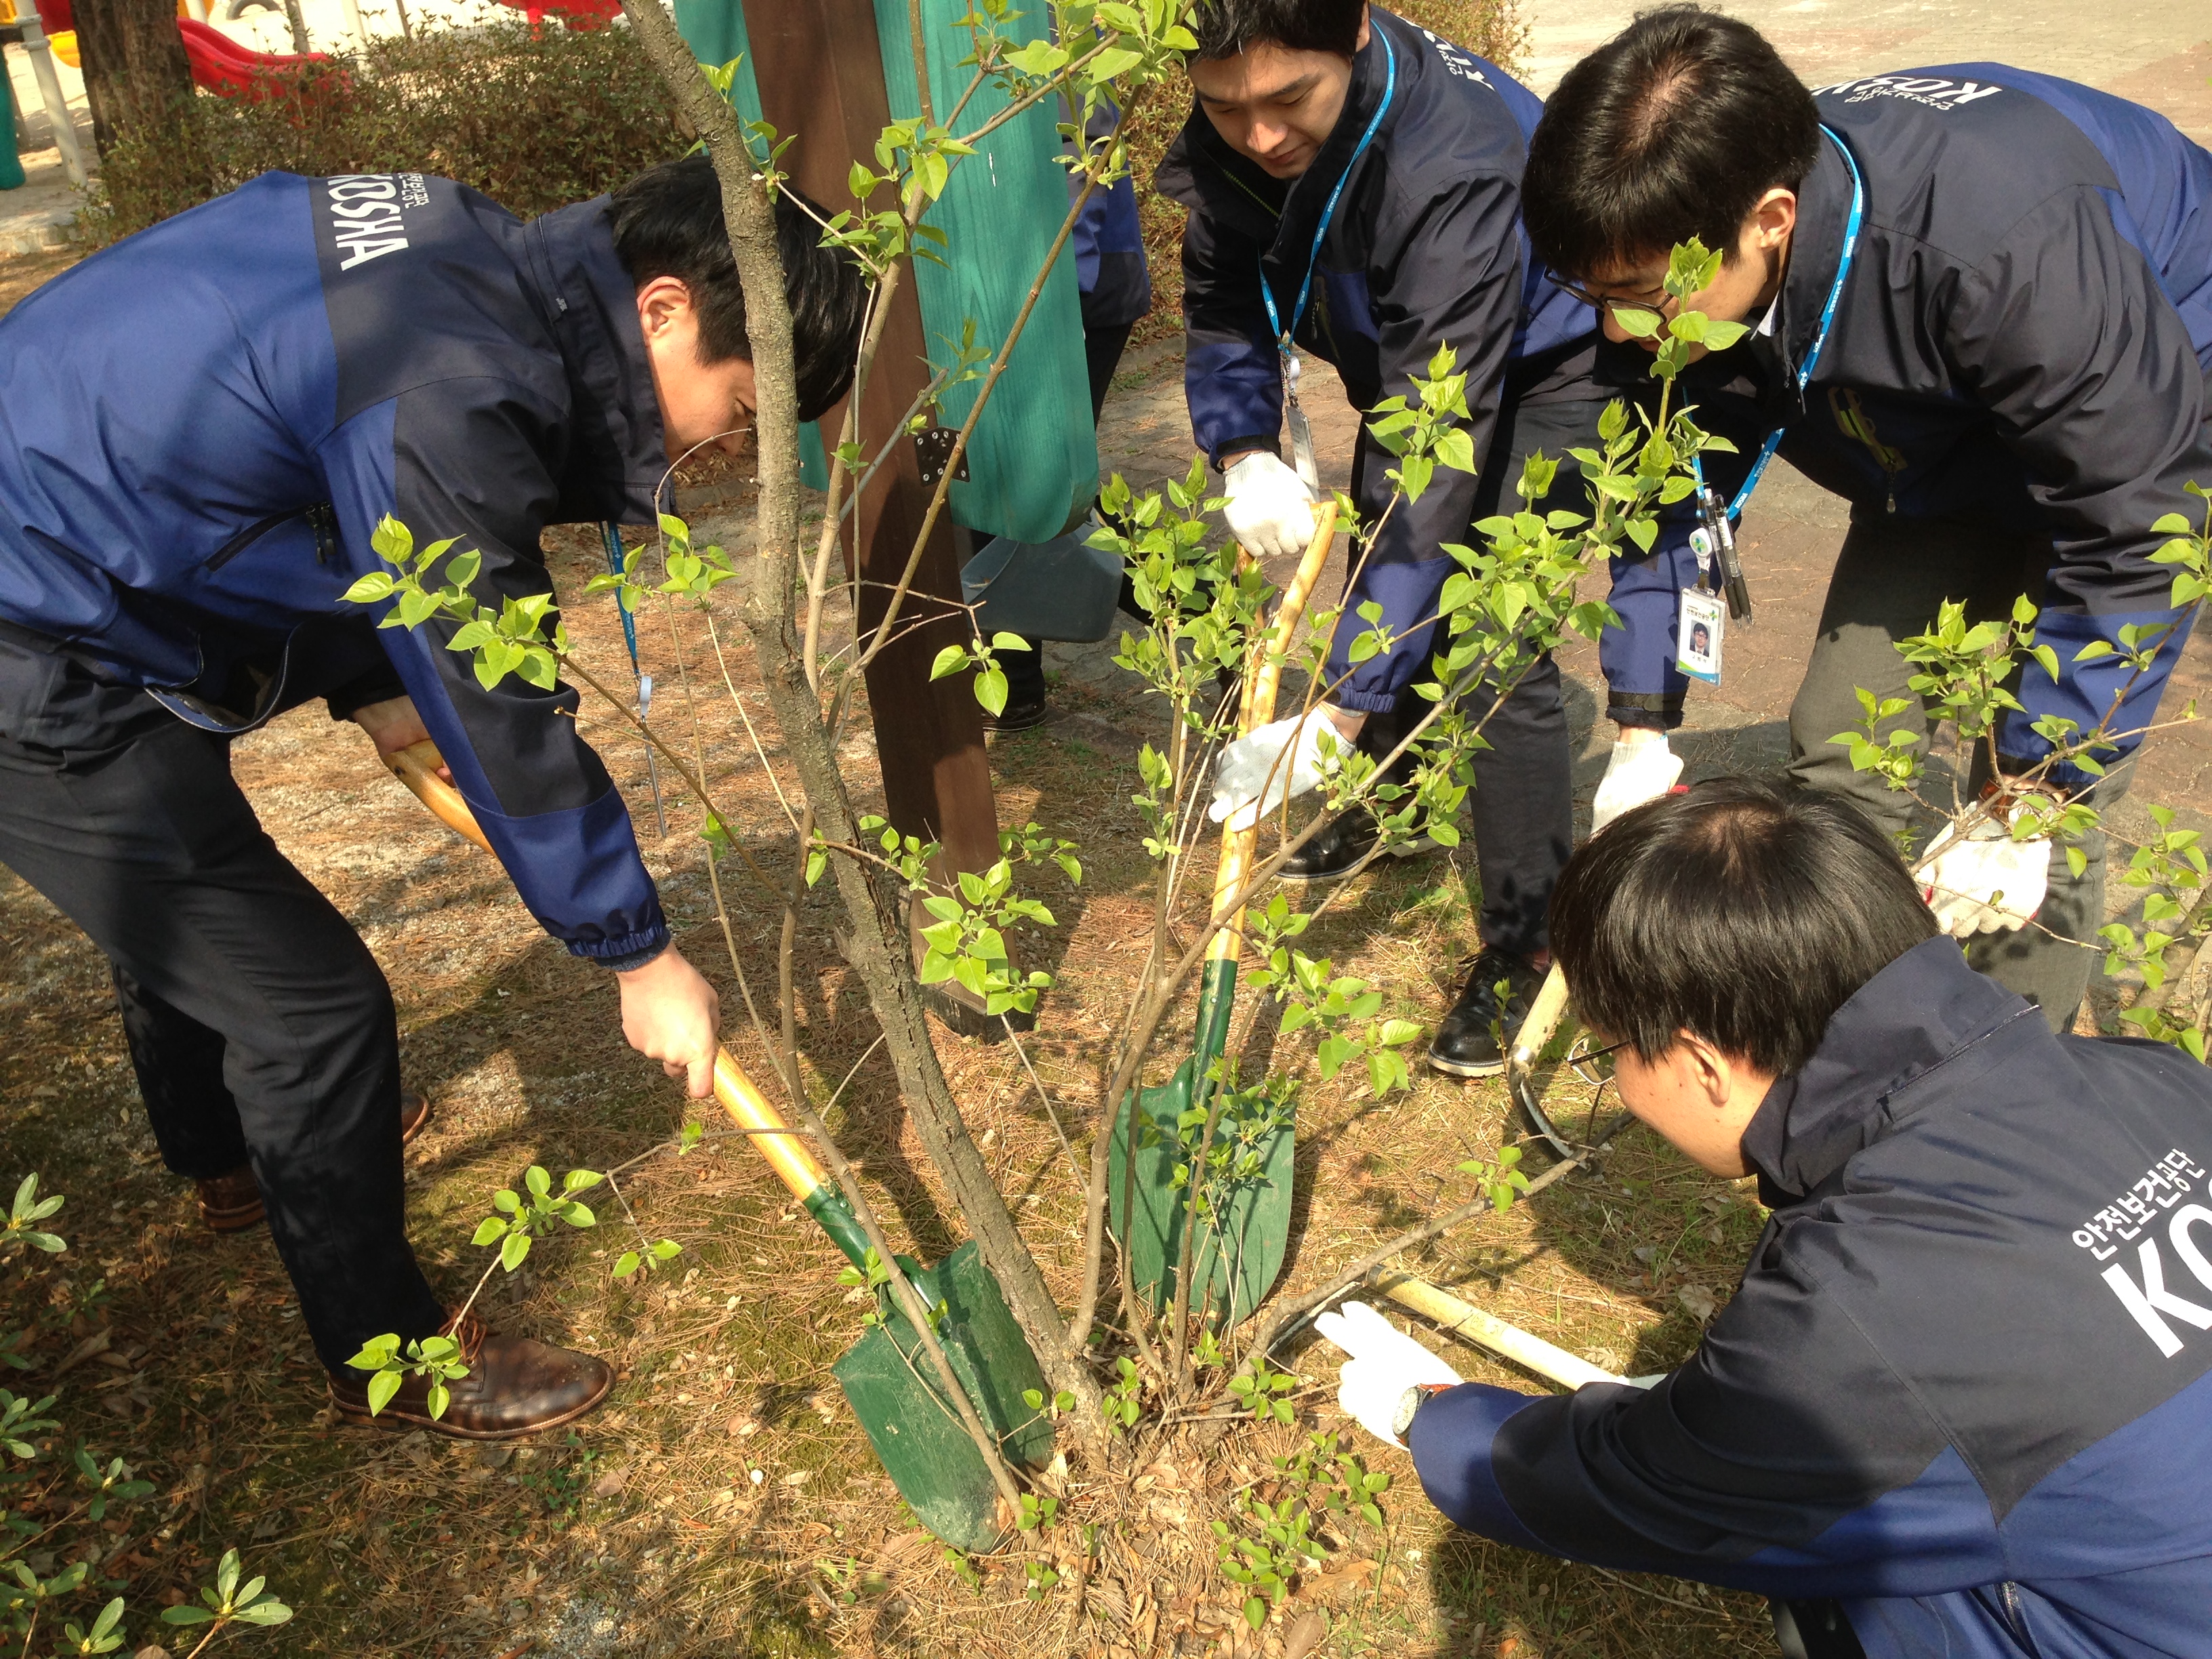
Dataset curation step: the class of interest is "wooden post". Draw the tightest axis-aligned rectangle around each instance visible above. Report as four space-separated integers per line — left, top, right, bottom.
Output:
740 0 1000 885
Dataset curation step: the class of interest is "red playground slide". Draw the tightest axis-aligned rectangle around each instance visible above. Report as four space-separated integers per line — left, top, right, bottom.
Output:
489 0 619 30
176 16 330 100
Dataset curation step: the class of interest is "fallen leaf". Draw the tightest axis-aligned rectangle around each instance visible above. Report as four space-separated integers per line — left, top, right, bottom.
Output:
1677 1284 1718 1323
728 1417 760 1438
49 1328 112 1380
1282 1606 1328 1659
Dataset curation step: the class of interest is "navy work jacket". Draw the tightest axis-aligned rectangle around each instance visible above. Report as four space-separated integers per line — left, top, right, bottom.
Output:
1158 7 1593 712
1410 937 2212 1657
0 172 669 964
1599 68 2212 787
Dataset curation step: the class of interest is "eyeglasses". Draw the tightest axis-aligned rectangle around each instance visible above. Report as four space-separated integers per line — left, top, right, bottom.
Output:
1555 280 1675 323
1565 1032 1634 1086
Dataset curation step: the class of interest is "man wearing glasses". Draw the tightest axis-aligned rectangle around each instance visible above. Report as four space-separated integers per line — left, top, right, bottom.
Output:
1519 9 2212 1032
1172 0 1600 1076
0 155 864 1437
1325 777 2212 1658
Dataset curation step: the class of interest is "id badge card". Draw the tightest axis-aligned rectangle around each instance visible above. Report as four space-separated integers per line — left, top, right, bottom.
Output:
1677 587 1725 686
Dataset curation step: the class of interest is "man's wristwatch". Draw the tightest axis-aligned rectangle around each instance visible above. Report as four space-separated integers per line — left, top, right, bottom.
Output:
1391 1382 1452 1439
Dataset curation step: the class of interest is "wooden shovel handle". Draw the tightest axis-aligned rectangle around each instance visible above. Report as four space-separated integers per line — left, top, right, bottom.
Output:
384 743 832 1212
1368 1267 1626 1390
1509 964 1572 1072
1244 503 1339 735
1208 506 1340 964
711 1048 832 1205
386 740 494 855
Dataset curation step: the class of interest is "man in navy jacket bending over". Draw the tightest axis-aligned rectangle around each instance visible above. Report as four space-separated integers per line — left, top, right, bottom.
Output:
1172 0 1599 1076
1325 777 2212 1657
0 155 864 1437
1521 9 2212 1032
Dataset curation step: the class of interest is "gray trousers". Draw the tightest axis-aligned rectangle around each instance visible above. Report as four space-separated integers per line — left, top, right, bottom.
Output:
1785 512 2127 1032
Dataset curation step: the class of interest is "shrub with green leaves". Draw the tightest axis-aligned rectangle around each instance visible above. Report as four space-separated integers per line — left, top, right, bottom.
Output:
82 20 691 247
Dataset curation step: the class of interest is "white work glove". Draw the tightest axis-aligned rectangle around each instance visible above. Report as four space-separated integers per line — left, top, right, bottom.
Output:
1208 709 1343 832
1919 811 2049 935
1222 450 1318 561
1591 734 1684 834
1314 1300 1462 1448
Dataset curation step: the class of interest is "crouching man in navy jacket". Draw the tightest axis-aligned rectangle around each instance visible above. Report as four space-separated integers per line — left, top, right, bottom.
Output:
1324 776 2212 1658
1519 9 2212 1033
0 155 865 1437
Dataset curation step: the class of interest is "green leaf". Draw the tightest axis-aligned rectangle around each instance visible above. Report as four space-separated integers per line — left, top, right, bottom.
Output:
471 1217 508 1246
929 644 969 681
230 1599 294 1626
367 1368 403 1417
370 515 413 564
342 571 395 604
500 1230 532 1272
161 1607 216 1626
975 667 1009 717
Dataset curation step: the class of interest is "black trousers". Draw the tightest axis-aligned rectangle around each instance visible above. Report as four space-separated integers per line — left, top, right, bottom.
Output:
0 630 444 1373
1348 396 1605 958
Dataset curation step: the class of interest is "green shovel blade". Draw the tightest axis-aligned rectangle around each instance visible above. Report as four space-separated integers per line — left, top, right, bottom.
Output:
831 1240 1053 1554
1108 959 1296 1329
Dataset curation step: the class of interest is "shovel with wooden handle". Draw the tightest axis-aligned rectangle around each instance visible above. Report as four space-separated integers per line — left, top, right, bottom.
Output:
1110 506 1338 1330
1506 964 1577 1160
383 741 1050 1551
1365 1267 1635 1390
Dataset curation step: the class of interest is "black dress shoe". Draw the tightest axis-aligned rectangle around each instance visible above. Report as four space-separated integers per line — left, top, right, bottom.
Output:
1279 805 1437 883
328 1309 612 1440
1428 948 1544 1078
196 1088 433 1233
982 693 1051 733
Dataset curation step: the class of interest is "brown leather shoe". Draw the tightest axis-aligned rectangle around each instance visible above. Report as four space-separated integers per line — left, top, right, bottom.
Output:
194 1088 434 1233
326 1310 613 1440
194 1166 266 1233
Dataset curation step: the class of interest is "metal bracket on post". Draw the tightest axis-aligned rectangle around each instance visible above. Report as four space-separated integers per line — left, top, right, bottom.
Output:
12 0 87 188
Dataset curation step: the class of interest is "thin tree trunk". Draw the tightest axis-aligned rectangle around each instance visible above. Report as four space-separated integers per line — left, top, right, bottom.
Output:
615 0 1105 1436
75 0 197 157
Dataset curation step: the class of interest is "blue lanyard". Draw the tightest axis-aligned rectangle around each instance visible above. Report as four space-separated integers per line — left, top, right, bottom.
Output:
1692 126 1865 521
1258 32 1397 348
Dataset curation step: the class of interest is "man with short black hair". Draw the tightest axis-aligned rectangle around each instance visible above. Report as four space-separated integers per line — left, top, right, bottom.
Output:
1519 8 2212 1031
0 153 865 1437
1174 0 1601 1076
1326 777 2212 1658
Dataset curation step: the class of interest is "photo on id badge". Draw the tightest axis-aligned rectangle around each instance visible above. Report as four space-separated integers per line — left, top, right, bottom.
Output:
1677 588 1723 685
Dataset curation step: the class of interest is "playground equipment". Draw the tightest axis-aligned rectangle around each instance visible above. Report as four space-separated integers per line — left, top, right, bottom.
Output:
4 0 86 186
176 16 327 98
